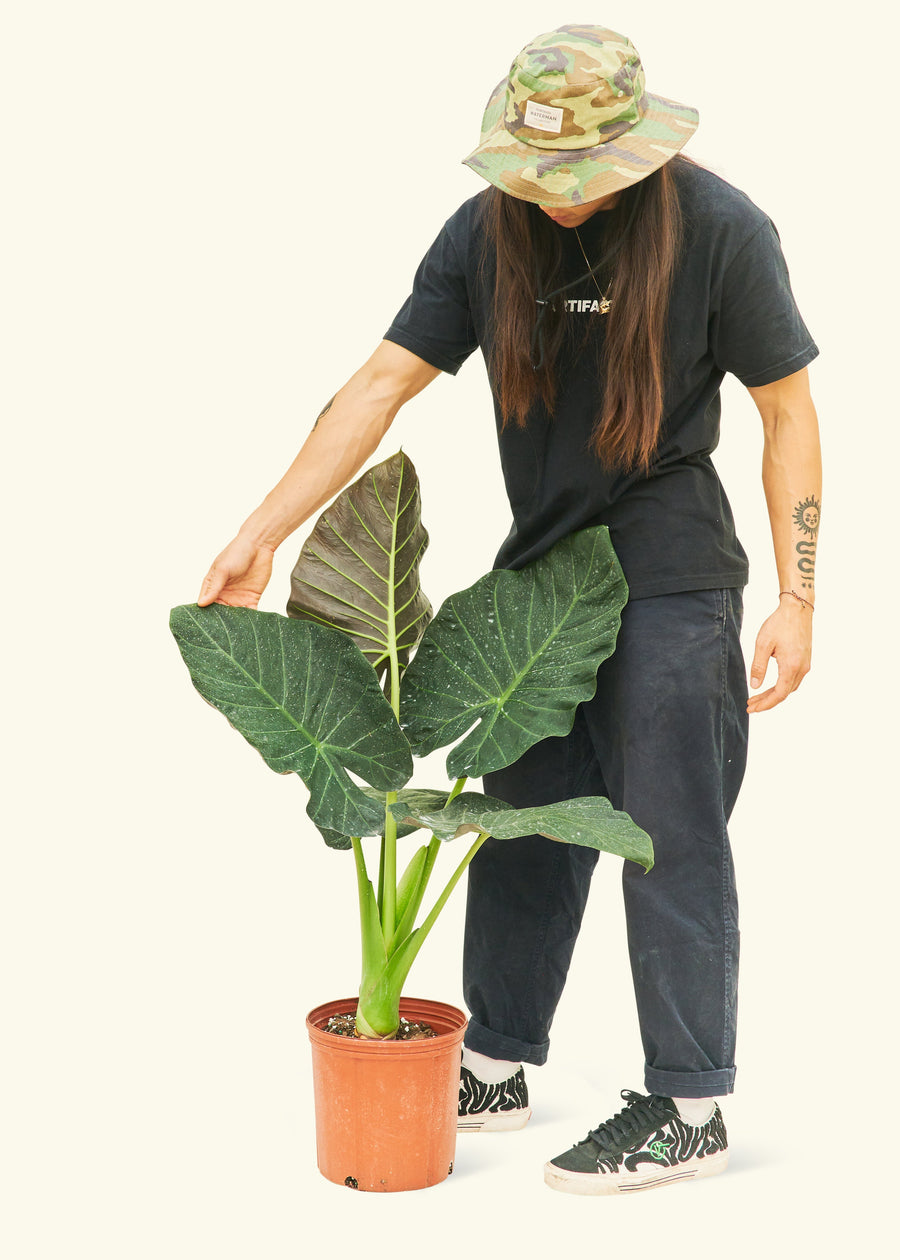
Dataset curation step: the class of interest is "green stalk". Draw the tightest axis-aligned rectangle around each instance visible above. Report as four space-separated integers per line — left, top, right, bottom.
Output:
350 837 389 1036
378 471 405 946
415 830 488 944
363 464 468 1030
417 837 441 905
350 835 368 903
405 776 467 920
446 775 467 805
381 793 398 942
385 776 469 952
357 824 491 1036
376 836 385 918
378 831 490 1001
355 473 411 1031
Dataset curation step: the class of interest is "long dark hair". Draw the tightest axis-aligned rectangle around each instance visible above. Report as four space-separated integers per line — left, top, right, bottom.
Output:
481 157 685 473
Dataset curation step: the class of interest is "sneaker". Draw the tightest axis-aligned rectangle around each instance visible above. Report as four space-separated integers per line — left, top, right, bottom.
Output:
458 1063 532 1132
543 1089 728 1195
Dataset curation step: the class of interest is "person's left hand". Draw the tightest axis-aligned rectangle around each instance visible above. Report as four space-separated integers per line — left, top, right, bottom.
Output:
747 598 813 713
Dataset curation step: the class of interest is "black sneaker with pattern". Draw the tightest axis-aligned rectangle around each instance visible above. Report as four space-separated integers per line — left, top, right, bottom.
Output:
457 1063 532 1132
544 1089 728 1194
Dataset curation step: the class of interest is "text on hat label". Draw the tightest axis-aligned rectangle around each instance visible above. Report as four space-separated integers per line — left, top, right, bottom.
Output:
524 100 564 133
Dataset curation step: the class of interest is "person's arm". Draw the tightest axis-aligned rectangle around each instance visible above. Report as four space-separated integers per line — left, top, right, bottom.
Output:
198 340 441 607
745 366 822 713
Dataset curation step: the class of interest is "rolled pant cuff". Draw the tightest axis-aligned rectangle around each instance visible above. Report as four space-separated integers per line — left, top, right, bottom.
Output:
464 1019 549 1067
644 1065 736 1099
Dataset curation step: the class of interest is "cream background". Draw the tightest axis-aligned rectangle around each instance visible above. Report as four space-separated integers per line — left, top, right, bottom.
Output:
3 2 894 1256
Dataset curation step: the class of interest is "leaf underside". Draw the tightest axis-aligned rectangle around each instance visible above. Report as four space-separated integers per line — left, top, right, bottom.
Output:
286 451 432 679
390 791 654 870
399 525 628 779
169 604 412 838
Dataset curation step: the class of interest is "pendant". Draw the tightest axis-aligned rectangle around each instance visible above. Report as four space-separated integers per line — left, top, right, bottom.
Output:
599 298 611 315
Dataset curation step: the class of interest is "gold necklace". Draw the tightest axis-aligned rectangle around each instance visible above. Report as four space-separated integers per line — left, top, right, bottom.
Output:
574 226 613 314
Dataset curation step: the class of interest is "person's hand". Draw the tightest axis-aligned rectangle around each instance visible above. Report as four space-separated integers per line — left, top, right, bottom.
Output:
746 597 813 713
197 534 276 608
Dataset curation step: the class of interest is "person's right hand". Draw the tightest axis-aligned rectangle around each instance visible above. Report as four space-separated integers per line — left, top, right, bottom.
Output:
197 534 276 608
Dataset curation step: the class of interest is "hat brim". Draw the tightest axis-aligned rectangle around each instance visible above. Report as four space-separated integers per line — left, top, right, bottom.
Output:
462 84 699 207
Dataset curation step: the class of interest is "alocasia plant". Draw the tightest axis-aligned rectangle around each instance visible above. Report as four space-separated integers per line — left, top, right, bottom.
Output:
170 452 653 1038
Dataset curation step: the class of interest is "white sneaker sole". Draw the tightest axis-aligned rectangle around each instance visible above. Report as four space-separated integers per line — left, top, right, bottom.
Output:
458 1107 532 1133
543 1149 729 1195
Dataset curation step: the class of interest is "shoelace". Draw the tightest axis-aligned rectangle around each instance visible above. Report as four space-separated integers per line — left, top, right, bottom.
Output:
583 1089 675 1151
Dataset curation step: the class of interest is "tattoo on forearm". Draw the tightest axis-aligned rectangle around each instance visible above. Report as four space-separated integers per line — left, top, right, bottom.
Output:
792 495 820 592
312 395 336 432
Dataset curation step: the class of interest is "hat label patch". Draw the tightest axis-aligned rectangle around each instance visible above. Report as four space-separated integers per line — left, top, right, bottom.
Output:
524 100 564 133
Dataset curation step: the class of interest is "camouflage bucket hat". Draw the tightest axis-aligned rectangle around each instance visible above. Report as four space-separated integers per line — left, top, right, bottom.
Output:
463 24 699 207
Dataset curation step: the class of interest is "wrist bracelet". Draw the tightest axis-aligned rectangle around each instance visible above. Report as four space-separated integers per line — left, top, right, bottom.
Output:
779 589 815 611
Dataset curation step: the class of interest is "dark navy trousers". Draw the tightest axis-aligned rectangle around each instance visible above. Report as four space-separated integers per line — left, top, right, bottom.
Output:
462 589 749 1099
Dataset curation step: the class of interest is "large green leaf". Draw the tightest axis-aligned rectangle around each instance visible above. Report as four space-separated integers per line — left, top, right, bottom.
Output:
312 787 447 848
399 525 627 779
286 450 432 678
310 825 353 851
389 791 654 870
169 604 412 838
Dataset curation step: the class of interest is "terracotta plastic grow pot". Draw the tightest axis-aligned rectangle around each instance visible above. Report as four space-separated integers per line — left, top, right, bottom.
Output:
306 996 467 1192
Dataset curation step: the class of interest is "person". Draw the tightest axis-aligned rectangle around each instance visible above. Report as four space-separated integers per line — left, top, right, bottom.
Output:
198 25 821 1195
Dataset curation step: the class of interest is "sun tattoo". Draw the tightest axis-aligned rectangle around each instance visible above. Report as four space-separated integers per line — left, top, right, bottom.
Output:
793 496 820 537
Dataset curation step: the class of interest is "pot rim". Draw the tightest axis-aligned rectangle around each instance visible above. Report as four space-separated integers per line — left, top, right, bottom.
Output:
306 996 467 1054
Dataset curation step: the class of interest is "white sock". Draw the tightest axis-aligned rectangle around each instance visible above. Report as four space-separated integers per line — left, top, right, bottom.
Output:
462 1046 521 1084
672 1096 717 1126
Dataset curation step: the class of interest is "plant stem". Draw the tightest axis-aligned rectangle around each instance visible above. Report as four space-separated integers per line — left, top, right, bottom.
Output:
382 793 398 942
394 776 469 934
351 835 392 1037
419 835 441 896
350 835 368 890
380 484 404 947
418 776 467 898
359 790 489 1036
375 829 491 1008
347 836 368 917
421 766 466 876
416 831 489 944
376 835 385 917
446 775 467 805
385 472 402 720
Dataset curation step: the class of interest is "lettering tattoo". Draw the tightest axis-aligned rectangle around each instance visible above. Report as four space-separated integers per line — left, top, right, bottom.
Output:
312 395 336 432
792 495 821 592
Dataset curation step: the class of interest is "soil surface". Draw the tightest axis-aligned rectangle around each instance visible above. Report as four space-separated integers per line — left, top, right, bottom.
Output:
324 1013 437 1040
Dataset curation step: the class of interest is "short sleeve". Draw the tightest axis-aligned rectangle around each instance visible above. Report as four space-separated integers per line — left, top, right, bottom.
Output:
384 222 479 376
709 219 818 387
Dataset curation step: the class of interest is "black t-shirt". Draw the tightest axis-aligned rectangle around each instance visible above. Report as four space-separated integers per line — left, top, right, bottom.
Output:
384 162 818 599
